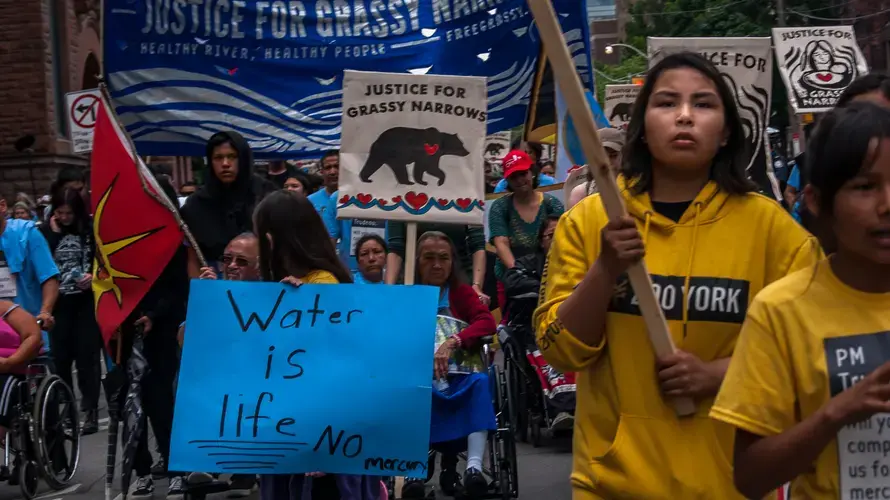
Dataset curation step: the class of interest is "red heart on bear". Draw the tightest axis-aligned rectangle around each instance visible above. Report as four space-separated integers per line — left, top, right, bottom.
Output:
437 198 449 206
479 200 485 208
377 199 388 206
815 72 833 82
424 143 439 156
339 194 350 204
405 191 429 210
456 198 472 209
391 195 402 204
357 193 373 205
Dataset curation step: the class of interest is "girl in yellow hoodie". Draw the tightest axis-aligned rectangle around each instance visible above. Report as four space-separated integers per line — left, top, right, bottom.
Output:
711 102 890 499
533 52 821 499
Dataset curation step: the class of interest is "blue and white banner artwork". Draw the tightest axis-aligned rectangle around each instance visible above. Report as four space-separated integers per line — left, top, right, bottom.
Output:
170 280 439 476
103 0 594 159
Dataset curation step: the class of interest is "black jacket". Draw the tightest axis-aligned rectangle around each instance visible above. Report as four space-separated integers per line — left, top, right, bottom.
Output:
129 245 189 338
180 131 276 261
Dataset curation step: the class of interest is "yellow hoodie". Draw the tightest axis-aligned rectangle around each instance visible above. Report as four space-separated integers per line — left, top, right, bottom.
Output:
534 180 821 499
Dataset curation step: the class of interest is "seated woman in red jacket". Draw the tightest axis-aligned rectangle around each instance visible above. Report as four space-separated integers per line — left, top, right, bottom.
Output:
402 231 497 500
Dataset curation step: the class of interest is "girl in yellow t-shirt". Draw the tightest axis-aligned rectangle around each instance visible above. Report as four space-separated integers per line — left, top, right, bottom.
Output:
711 101 890 500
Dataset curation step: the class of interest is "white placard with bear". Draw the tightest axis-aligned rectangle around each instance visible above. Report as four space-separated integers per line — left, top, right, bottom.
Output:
338 70 487 225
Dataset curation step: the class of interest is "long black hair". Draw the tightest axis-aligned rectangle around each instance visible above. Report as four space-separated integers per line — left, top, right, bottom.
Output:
253 191 352 284
50 187 90 235
623 52 756 195
416 231 466 289
806 102 890 215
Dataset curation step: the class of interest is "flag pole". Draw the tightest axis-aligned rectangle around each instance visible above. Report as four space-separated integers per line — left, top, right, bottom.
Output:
526 0 695 417
96 81 209 269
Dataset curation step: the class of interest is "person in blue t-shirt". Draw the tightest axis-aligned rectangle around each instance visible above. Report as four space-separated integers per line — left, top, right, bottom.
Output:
0 206 60 336
307 150 340 225
493 141 556 193
352 234 386 285
308 150 388 272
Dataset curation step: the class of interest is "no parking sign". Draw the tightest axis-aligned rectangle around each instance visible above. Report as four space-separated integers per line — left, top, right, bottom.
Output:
65 89 101 153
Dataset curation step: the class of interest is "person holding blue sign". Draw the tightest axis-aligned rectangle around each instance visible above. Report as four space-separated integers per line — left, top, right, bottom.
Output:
401 232 497 499
712 102 890 499
252 191 381 500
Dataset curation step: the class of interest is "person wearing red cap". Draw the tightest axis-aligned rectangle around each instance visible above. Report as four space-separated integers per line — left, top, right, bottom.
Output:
488 150 564 318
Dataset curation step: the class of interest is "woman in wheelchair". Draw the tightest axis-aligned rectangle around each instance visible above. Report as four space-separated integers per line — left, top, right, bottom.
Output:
502 216 576 431
401 232 497 500
0 300 43 436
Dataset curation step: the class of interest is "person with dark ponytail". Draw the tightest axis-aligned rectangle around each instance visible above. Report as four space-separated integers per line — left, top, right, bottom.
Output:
253 191 384 500
714 101 890 499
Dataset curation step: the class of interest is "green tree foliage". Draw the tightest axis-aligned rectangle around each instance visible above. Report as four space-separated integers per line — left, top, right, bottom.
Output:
599 0 840 128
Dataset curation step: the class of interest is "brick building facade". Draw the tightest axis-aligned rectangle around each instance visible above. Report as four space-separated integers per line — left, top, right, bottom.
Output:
0 0 101 201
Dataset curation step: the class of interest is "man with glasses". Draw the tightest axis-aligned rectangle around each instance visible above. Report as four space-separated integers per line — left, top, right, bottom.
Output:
180 232 259 498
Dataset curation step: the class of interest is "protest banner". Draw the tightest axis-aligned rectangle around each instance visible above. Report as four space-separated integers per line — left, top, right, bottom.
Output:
772 26 869 113
483 131 512 181
338 70 486 225
604 84 641 128
169 280 438 477
824 332 890 499
102 0 593 159
648 37 780 199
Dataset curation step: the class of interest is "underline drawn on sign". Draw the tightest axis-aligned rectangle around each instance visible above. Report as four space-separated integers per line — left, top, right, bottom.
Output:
70 94 99 129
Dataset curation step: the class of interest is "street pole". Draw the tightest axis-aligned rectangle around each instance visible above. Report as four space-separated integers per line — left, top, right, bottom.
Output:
777 0 802 159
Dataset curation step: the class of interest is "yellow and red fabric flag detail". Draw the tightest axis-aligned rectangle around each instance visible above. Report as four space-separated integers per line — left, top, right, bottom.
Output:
90 99 182 346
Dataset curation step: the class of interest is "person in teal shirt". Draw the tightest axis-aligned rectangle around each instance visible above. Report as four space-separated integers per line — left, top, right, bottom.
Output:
492 141 556 193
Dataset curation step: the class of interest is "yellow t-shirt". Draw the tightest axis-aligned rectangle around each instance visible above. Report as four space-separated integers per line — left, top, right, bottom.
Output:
302 270 339 284
711 260 890 500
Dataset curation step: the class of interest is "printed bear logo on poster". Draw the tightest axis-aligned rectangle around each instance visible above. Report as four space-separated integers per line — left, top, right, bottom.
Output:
359 127 469 186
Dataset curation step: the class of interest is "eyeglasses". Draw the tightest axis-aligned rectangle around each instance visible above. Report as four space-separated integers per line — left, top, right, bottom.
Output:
220 254 254 268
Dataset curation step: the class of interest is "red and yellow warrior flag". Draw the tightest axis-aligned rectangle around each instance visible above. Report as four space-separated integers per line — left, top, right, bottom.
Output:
90 97 183 346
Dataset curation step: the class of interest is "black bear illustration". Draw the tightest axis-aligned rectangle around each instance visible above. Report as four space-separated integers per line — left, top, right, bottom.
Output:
485 142 505 158
359 127 470 186
610 102 632 123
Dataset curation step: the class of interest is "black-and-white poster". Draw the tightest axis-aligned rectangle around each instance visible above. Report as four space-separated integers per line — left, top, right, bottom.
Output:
648 37 780 199
824 331 890 500
773 27 869 113
483 131 511 180
339 70 487 224
604 84 641 129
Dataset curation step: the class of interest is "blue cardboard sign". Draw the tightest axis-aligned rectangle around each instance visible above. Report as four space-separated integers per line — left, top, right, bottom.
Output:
102 0 594 159
170 280 438 477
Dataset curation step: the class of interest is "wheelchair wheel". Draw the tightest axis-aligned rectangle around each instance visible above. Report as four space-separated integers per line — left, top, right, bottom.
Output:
32 375 80 489
491 363 519 499
19 459 39 500
529 413 543 448
504 350 528 444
